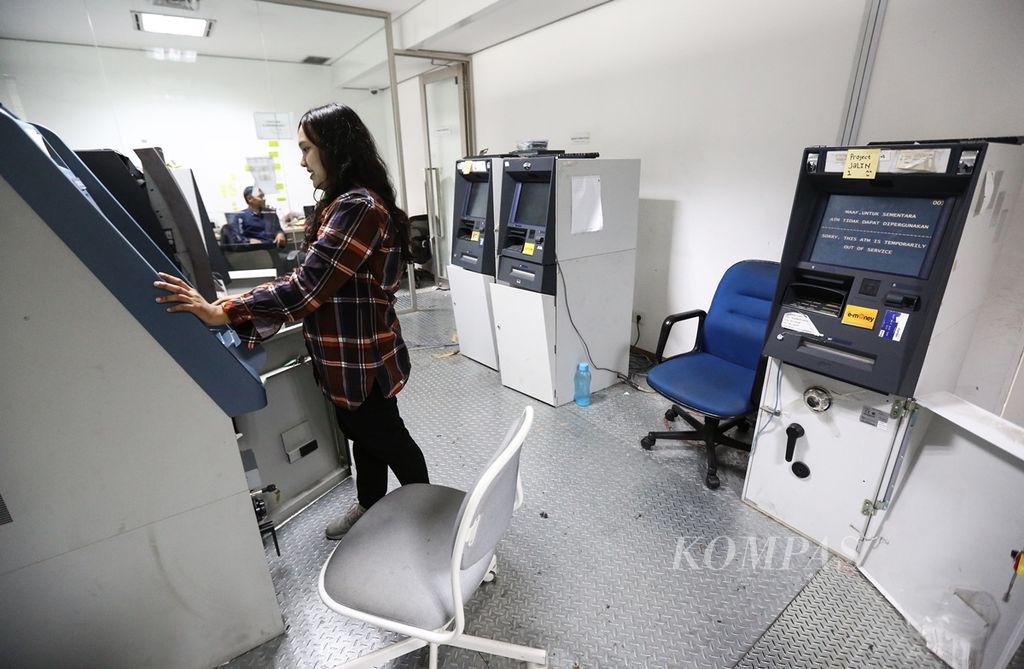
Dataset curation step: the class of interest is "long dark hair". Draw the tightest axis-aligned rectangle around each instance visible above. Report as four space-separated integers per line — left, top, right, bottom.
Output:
299 103 412 262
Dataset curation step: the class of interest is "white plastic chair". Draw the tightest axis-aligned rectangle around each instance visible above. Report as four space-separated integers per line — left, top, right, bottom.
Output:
318 406 547 668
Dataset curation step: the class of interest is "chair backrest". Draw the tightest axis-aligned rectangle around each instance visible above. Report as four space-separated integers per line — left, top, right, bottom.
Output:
408 214 433 264
702 260 780 371
453 407 533 571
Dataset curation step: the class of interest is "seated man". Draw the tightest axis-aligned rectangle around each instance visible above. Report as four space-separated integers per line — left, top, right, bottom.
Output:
235 186 287 248
221 187 295 276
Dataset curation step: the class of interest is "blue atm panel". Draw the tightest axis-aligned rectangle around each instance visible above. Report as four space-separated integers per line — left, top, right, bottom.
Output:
0 106 266 417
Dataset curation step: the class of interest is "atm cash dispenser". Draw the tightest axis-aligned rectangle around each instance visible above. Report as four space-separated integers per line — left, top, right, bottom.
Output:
0 108 283 666
489 155 640 405
742 141 1024 564
447 156 504 369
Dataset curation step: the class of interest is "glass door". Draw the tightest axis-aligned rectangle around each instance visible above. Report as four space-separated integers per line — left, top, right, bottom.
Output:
421 63 470 285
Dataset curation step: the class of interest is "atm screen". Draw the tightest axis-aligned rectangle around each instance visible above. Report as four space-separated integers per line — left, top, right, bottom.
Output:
809 194 951 277
466 181 489 219
513 181 549 225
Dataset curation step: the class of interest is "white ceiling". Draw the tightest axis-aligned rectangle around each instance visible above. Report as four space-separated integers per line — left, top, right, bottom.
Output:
405 0 609 54
0 0 410 64
0 0 612 89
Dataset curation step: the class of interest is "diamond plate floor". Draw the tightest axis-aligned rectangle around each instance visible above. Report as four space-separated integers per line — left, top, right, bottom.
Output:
736 557 946 669
223 289 957 669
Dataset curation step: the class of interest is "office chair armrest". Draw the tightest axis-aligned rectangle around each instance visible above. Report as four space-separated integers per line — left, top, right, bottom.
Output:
654 309 706 362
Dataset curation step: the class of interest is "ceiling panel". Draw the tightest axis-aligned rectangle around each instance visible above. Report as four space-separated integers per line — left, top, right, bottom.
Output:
414 0 609 54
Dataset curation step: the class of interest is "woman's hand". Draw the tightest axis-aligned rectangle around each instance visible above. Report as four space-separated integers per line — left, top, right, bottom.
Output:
154 272 230 326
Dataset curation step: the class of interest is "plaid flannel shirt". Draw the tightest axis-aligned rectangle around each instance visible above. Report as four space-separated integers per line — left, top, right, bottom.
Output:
223 188 410 409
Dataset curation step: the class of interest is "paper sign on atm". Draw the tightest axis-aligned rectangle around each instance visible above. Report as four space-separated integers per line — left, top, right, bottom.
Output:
842 305 878 329
844 148 880 179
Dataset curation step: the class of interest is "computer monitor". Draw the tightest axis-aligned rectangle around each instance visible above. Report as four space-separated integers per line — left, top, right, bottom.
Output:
808 194 954 278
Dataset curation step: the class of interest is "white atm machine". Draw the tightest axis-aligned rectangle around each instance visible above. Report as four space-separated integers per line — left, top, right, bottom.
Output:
0 108 283 666
743 141 1024 669
448 156 504 370
489 155 640 406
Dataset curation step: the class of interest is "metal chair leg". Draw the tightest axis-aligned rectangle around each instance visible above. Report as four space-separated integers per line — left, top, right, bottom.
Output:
704 417 721 489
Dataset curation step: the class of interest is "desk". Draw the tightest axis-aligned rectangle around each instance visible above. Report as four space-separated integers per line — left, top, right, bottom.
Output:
282 222 304 247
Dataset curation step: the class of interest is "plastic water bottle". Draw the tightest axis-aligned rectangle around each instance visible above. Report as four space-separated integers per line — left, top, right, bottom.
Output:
574 362 592 407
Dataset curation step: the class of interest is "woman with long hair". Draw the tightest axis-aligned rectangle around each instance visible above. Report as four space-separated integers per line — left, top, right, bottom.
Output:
154 103 428 539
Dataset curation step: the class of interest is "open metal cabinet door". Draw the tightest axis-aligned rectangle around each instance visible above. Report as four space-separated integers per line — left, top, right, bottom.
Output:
857 392 1024 669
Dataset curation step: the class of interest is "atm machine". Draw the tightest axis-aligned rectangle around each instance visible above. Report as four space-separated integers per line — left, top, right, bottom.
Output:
447 155 504 369
489 155 640 405
78 147 349 526
742 142 1024 668
0 108 283 666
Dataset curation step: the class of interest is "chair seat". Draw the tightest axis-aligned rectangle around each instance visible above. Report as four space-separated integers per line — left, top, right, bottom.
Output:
320 483 493 631
647 352 756 418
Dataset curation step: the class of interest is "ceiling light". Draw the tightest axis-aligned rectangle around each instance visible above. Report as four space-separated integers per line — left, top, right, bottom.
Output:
132 11 213 38
146 48 198 63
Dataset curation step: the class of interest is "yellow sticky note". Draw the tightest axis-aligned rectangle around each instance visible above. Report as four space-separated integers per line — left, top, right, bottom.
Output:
273 163 281 170
276 196 287 202
460 161 472 175
269 151 279 158
268 140 279 147
470 230 480 242
844 148 880 179
275 182 285 191
842 305 878 329
243 164 251 171
523 242 535 256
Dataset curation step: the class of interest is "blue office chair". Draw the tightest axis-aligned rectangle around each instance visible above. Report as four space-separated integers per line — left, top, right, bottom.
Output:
641 260 779 489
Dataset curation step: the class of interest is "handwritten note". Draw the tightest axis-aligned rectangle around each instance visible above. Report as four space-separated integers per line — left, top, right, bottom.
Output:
844 148 881 179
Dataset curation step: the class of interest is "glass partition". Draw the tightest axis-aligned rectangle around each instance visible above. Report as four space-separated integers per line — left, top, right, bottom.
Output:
0 0 406 296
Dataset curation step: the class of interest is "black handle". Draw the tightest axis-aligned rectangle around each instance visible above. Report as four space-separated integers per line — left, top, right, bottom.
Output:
785 424 805 463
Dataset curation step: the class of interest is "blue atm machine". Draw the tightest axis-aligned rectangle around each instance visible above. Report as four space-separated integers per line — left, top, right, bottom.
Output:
77 145 350 527
0 107 283 666
741 143 1024 667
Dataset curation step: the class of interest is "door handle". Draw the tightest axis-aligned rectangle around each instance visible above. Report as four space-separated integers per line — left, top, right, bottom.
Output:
785 423 805 463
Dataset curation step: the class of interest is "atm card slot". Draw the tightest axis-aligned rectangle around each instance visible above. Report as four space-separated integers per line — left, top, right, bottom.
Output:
510 267 536 281
798 338 875 371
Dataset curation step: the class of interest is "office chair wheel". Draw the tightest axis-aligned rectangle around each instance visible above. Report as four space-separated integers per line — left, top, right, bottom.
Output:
483 555 498 583
665 407 679 421
640 435 655 450
705 473 721 489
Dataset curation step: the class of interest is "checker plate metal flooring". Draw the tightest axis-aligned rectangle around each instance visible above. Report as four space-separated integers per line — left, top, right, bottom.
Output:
222 288 1014 668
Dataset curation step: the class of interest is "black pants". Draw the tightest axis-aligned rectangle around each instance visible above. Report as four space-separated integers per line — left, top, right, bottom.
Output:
333 385 429 508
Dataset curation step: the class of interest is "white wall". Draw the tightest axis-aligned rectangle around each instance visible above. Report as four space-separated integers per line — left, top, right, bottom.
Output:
0 39 398 227
855 0 1024 432
857 0 1024 143
471 0 868 353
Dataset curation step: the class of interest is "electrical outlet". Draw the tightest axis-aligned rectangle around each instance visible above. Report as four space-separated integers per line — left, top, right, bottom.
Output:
633 311 644 324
